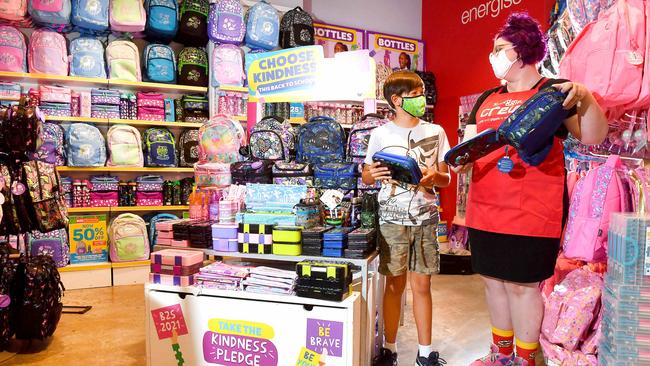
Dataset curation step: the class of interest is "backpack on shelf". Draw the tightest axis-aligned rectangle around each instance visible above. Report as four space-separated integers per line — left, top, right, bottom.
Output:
0 0 28 23
297 116 346 165
280 6 314 49
178 47 208 87
178 129 200 167
27 229 69 268
147 213 178 250
144 44 176 83
31 122 65 166
198 115 245 164
244 0 279 50
145 0 179 42
347 113 389 165
28 29 68 75
314 162 357 190
211 43 244 87
71 0 109 32
249 115 295 161
109 213 150 262
66 123 107 167
106 40 142 82
107 125 144 167
110 0 146 32
143 127 177 167
0 26 27 73
28 0 71 28
176 0 209 46
69 37 107 79
208 0 245 45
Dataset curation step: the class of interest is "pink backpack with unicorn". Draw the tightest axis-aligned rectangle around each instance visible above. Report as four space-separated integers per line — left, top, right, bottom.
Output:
28 29 69 75
211 44 244 87
562 155 628 262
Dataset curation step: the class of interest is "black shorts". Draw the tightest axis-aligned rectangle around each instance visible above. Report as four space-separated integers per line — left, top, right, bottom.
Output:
468 228 561 283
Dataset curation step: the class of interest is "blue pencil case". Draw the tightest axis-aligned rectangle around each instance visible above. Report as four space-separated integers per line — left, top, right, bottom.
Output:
323 227 352 241
444 128 503 167
322 248 344 257
323 240 347 249
372 152 423 185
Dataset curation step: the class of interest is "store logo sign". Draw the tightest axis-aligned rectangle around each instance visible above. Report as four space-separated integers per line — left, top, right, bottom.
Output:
375 35 418 53
461 0 523 25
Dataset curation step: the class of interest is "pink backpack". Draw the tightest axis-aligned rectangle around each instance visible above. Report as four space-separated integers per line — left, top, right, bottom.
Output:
562 155 628 262
211 44 244 87
0 0 28 22
0 26 27 73
28 28 69 75
560 0 646 111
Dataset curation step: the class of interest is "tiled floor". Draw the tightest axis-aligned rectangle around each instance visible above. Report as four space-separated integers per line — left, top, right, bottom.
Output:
0 275 544 366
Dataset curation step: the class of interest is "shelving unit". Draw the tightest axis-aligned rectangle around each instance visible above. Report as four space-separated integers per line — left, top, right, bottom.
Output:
46 116 204 128
68 206 189 213
57 167 195 173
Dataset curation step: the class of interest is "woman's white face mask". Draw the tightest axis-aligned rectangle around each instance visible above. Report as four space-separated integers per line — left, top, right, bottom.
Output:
489 47 518 80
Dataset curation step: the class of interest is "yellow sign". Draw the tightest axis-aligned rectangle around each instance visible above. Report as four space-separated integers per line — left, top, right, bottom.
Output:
207 318 275 339
296 347 320 366
69 215 108 263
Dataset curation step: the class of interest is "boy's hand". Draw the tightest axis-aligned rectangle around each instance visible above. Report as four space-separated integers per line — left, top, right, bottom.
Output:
368 162 391 182
420 166 437 187
451 163 473 174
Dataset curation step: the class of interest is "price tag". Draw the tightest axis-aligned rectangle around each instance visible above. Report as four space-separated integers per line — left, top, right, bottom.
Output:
69 215 108 263
151 304 189 340
290 102 305 120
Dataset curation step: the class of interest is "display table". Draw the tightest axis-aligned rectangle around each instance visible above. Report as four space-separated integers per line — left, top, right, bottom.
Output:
145 284 361 366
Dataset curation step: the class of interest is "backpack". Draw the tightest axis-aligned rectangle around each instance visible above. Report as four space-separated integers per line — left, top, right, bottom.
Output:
145 0 178 42
106 40 142 82
347 113 389 164
567 0 616 33
208 0 245 45
176 0 209 46
314 162 357 190
71 0 109 32
0 26 27 73
31 122 65 166
28 229 69 268
107 125 144 167
69 37 107 79
146 213 178 250
22 160 69 232
178 47 208 87
211 43 244 87
109 213 150 262
198 114 245 163
110 0 146 32
178 129 200 167
280 6 314 49
375 64 392 100
28 0 71 28
28 29 68 75
66 123 107 166
144 43 176 83
562 155 628 262
249 115 295 161
296 116 345 165
0 0 28 22
143 127 177 167
0 102 41 155
244 0 279 50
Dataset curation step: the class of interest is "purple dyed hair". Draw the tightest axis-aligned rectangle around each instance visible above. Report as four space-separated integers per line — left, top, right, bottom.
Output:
496 12 547 65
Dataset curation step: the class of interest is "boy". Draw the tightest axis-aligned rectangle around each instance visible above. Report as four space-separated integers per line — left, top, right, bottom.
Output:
363 71 451 366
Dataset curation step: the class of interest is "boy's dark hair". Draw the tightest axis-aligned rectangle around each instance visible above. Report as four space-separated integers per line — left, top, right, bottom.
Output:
383 70 424 109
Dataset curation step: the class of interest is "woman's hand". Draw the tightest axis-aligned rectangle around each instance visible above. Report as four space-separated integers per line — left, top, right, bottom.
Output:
553 81 590 110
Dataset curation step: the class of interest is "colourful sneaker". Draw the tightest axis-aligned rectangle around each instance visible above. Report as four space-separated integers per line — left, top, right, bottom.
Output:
469 345 514 366
509 356 529 366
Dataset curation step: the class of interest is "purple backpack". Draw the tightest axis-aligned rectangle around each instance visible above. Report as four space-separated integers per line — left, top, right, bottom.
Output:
31 122 65 166
28 229 70 268
347 113 389 165
208 0 245 44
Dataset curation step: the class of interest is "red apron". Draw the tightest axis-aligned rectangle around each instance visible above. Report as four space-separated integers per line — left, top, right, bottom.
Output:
465 86 566 238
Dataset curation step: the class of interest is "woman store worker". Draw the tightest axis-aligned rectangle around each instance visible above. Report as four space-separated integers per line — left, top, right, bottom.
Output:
455 13 608 366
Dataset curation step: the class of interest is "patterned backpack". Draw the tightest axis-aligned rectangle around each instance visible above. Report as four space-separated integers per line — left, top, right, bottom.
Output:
144 44 176 83
106 40 142 82
208 0 245 44
0 0 28 22
280 6 314 49
109 213 150 262
178 129 200 167
296 116 345 165
28 0 71 28
376 64 393 100
143 127 177 167
28 29 68 75
145 0 179 42
0 26 27 73
244 0 279 50
110 0 146 32
106 125 144 167
249 116 295 161
31 122 65 166
178 47 208 87
211 43 244 87
347 114 389 164
71 0 109 32
198 114 245 163
65 123 107 167
69 37 107 78
176 0 209 46
567 0 616 33
28 229 70 268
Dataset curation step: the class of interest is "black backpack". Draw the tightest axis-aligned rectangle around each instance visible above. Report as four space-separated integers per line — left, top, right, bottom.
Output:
0 244 17 351
177 47 209 87
280 6 314 48
175 0 209 46
178 129 200 167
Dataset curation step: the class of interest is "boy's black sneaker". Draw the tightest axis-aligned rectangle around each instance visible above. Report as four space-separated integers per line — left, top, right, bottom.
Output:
373 348 398 366
415 351 447 366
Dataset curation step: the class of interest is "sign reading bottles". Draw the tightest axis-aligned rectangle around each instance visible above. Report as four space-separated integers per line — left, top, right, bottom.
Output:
367 31 425 71
314 23 365 58
69 215 108 263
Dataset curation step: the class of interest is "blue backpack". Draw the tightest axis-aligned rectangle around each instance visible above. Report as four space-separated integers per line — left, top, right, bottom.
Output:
145 0 179 42
69 37 107 78
143 127 177 167
71 0 109 33
146 213 178 250
144 44 176 83
245 0 279 50
296 116 346 165
66 123 107 167
29 0 71 28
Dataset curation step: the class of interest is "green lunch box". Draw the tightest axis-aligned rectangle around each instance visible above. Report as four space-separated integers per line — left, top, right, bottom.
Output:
272 226 303 256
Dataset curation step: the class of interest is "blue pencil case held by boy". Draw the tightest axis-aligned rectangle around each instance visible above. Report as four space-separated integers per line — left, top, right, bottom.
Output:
372 152 423 185
444 128 504 167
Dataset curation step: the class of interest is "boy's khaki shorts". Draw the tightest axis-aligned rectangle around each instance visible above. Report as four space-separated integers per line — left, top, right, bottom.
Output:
379 222 439 276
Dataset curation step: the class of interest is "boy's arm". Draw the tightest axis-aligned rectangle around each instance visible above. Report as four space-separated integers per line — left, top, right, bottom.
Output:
361 130 391 185
420 127 452 188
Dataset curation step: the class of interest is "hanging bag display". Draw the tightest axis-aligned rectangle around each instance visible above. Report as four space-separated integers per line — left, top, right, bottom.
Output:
280 6 314 49
31 122 65 166
22 160 69 232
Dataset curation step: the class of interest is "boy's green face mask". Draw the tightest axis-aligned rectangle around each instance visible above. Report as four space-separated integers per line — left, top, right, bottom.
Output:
400 95 426 118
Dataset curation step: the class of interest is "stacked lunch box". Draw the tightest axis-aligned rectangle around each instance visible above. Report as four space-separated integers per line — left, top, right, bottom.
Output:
272 226 302 256
322 227 353 257
345 228 376 259
212 223 238 252
301 227 332 256
150 249 204 286
295 261 352 302
238 223 273 254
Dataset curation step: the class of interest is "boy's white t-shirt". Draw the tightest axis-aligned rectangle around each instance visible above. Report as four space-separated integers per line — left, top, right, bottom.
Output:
364 120 451 226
